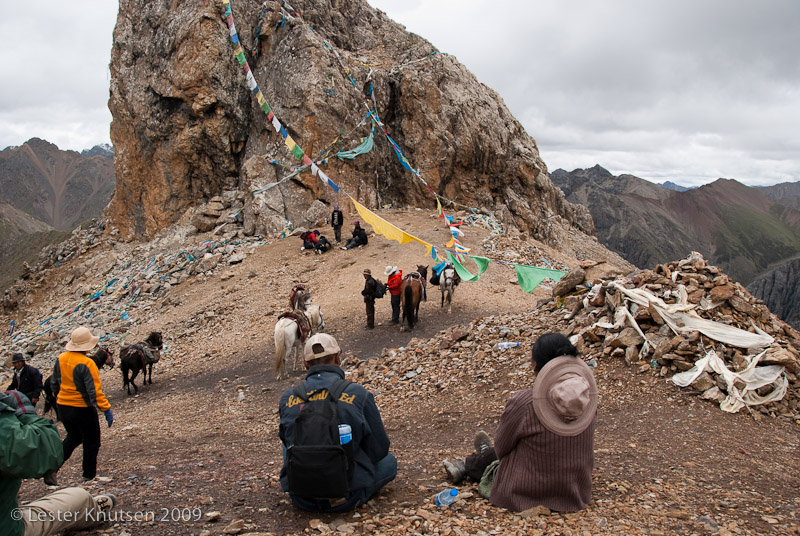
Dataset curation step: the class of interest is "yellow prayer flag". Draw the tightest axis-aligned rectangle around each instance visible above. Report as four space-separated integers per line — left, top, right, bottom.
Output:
350 197 429 249
285 136 297 151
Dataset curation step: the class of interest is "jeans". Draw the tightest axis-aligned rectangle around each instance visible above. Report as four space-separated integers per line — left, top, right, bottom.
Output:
333 226 342 242
58 404 101 480
291 453 398 512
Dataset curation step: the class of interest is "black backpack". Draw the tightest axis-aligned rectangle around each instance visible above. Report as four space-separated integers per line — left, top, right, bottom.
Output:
374 280 386 299
287 378 354 499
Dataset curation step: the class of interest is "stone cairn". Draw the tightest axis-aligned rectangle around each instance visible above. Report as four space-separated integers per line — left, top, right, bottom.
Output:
553 252 799 420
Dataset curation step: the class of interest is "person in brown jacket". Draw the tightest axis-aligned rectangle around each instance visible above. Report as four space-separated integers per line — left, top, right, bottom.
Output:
443 333 598 512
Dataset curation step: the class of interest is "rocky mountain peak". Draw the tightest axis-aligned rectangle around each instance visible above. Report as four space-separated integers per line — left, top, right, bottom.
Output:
108 0 593 243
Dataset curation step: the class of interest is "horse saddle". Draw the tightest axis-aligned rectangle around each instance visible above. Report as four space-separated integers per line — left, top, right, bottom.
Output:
132 343 160 364
278 310 312 341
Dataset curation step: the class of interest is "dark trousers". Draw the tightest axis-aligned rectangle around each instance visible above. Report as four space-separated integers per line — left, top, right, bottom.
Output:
365 300 375 328
58 404 101 479
390 294 401 323
333 226 342 242
465 447 498 481
291 453 397 512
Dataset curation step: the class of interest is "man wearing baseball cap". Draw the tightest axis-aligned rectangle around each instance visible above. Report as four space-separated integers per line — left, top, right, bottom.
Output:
278 333 396 512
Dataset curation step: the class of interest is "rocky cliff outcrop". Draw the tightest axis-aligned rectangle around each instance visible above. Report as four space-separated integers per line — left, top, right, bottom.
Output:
747 257 800 330
108 0 592 244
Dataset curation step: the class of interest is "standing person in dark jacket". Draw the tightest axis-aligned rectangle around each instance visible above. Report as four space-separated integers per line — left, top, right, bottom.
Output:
361 269 378 329
384 266 403 324
50 326 114 482
330 205 344 243
279 333 396 512
442 333 597 512
7 353 43 409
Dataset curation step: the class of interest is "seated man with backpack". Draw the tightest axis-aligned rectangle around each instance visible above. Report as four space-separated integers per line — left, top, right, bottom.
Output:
278 334 397 512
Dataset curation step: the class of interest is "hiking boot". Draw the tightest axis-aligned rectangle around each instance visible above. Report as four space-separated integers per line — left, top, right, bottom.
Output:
93 493 117 514
43 470 58 487
443 459 466 484
474 430 492 454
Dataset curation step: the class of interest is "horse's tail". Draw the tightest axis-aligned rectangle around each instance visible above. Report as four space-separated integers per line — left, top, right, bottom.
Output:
403 284 415 330
274 321 288 376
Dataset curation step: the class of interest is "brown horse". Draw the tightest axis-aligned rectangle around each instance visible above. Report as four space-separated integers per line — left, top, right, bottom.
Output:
400 265 428 331
120 332 163 395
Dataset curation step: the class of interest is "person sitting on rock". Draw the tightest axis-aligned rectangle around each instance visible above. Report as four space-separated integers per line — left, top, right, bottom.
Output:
278 333 396 512
300 231 317 252
341 221 368 250
442 332 598 512
312 230 331 254
1 389 118 535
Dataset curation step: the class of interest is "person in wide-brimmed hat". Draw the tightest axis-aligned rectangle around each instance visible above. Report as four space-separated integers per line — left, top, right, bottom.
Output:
50 326 113 483
442 332 597 512
383 266 403 324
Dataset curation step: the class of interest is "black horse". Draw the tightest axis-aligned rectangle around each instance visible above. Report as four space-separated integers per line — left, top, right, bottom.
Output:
43 346 115 419
119 332 163 395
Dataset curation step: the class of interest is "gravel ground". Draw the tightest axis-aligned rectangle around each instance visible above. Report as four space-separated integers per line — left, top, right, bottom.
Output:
12 209 800 536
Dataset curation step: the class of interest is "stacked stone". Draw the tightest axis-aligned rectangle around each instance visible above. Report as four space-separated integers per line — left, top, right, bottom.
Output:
554 253 799 419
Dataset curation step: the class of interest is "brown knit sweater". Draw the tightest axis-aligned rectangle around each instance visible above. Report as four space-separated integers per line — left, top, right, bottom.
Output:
489 388 595 512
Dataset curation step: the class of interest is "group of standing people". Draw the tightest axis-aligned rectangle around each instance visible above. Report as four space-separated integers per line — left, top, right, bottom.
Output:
2 326 116 535
360 266 404 329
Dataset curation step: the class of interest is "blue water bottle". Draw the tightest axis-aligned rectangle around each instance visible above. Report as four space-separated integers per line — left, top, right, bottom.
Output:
434 488 458 506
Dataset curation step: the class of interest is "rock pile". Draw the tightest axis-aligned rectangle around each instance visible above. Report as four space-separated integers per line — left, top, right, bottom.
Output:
0 222 269 379
556 252 799 419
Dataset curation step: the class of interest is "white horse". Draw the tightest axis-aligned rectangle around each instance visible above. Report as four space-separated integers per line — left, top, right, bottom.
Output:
440 267 458 314
274 305 325 379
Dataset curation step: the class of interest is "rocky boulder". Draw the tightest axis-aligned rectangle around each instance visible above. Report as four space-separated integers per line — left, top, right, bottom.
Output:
108 0 592 245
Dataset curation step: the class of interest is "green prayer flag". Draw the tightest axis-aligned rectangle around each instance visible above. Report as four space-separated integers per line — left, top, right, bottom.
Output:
447 252 480 282
513 265 567 293
290 145 305 160
469 255 491 276
260 101 271 114
236 52 246 65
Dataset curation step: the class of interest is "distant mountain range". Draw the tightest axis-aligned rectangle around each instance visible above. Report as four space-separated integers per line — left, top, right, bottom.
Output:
551 165 800 328
0 138 115 230
0 138 116 289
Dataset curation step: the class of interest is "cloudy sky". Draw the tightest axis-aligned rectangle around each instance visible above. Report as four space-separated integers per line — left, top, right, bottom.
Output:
2 1 798 187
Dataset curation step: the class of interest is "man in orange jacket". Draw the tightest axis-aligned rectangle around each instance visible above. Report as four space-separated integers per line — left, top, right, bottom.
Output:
51 326 113 482
384 266 403 325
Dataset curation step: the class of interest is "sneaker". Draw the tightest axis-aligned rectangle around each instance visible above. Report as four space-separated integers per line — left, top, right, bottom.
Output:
340 246 347 250
474 430 492 454
300 247 305 251
443 459 466 484
43 470 58 487
93 493 117 514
